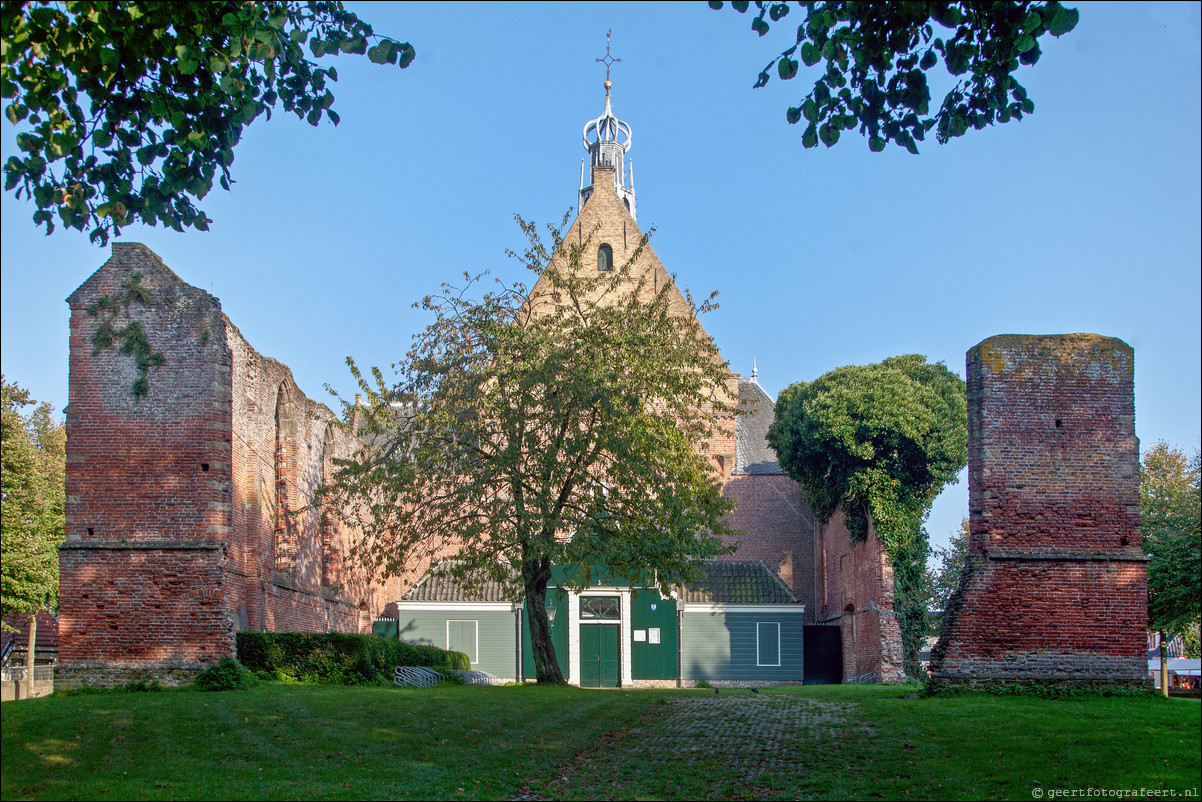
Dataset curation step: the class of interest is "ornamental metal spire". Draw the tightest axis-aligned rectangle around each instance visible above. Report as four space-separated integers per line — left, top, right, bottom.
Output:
596 29 621 85
579 30 636 219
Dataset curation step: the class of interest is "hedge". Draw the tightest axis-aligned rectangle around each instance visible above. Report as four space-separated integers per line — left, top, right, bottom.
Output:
194 656 256 691
236 632 469 686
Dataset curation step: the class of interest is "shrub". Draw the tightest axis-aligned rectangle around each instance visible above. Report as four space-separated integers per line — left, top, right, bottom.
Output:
122 678 162 693
235 632 468 686
194 657 256 691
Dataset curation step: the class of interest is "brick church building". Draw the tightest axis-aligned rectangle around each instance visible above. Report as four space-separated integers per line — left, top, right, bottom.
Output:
56 78 903 687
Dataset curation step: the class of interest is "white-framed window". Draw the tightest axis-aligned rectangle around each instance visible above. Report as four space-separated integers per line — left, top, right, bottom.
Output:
757 621 781 667
447 619 479 664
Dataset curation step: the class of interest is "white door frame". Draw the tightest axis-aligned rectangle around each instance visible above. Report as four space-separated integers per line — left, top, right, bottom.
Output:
566 588 632 686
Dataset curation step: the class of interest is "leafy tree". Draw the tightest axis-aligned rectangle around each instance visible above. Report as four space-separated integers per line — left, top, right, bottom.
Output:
927 516 969 621
1 377 65 697
710 0 1079 153
1 376 64 625
767 355 967 677
1141 441 1201 681
324 218 736 684
1 1 414 244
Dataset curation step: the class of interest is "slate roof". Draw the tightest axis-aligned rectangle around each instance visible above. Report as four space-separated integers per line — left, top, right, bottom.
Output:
679 560 798 604
401 559 798 605
734 379 785 475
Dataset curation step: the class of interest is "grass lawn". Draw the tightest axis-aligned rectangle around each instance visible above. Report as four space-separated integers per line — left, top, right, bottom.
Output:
1 683 1198 800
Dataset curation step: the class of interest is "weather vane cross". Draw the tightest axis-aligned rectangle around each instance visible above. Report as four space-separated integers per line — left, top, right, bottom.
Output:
596 30 620 85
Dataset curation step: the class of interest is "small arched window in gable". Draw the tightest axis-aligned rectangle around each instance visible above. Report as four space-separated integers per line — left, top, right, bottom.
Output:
597 244 613 272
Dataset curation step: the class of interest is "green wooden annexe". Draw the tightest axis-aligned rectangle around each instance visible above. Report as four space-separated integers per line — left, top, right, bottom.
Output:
391 560 804 685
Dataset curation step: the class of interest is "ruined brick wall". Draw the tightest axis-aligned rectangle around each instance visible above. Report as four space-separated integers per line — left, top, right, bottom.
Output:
60 244 395 687
815 508 904 682
929 334 1148 686
60 243 235 687
227 327 394 636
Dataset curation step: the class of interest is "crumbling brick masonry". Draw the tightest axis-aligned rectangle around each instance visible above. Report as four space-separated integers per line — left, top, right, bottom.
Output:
59 243 395 688
929 334 1148 687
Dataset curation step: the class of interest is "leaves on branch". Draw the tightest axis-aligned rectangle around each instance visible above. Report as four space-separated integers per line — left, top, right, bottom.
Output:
712 0 1078 153
1 1 415 244
1141 442 1201 636
1 377 64 626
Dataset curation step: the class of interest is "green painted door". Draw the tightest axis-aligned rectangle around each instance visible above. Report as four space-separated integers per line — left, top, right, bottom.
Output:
580 624 620 687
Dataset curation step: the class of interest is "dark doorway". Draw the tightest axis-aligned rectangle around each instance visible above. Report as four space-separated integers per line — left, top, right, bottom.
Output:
803 624 843 684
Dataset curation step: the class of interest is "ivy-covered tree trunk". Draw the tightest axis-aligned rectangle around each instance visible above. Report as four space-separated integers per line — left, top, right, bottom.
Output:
522 557 565 684
892 533 932 679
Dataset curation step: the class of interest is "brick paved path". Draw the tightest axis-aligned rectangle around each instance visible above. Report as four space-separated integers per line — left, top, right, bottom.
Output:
516 693 865 799
629 694 854 778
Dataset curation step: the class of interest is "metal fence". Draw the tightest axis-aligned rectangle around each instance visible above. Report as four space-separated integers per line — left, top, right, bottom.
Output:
0 664 55 682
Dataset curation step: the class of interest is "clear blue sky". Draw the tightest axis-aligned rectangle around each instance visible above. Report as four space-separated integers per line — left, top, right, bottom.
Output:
2 1 1199 557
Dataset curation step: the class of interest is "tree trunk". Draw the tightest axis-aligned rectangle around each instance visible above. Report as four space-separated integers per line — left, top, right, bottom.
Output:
522 557 566 684
1160 629 1170 698
25 612 38 700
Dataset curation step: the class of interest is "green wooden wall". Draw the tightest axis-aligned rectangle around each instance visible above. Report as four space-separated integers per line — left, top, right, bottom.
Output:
397 609 520 678
630 589 677 680
681 611 805 682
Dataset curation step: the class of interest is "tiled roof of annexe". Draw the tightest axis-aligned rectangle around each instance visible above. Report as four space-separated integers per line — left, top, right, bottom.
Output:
401 559 798 606
679 560 798 604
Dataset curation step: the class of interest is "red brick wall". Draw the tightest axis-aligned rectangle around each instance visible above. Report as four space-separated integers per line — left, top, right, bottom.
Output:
60 244 396 687
227 328 395 635
59 544 230 667
720 474 815 603
815 508 904 682
930 334 1148 685
64 243 233 547
60 244 235 685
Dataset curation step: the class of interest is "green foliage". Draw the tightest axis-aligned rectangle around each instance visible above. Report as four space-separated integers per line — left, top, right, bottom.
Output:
1183 624 1201 660
936 681 1156 700
324 216 737 683
712 1 1079 153
928 516 970 616
892 533 932 678
1 1 414 244
1140 441 1201 637
85 273 166 397
122 677 163 692
1 377 64 631
236 632 468 685
768 355 967 677
194 656 257 691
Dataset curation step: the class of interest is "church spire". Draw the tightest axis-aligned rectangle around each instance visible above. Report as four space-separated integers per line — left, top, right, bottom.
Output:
579 31 636 219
